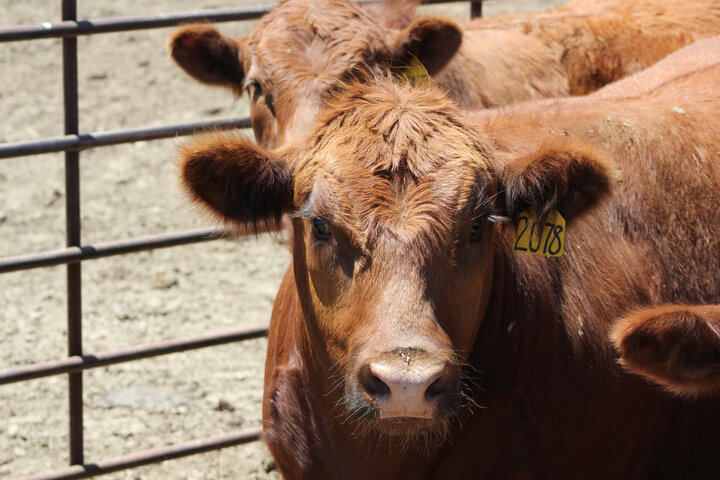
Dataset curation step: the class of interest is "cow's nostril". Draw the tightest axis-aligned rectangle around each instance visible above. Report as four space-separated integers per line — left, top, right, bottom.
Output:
358 364 391 399
425 369 455 401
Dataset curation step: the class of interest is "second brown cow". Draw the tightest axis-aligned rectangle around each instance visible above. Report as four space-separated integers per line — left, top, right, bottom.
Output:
170 0 720 150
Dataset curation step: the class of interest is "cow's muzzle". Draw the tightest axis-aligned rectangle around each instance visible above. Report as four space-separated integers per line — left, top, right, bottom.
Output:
354 348 459 420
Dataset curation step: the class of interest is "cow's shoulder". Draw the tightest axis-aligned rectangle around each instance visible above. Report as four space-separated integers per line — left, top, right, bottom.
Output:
264 363 341 480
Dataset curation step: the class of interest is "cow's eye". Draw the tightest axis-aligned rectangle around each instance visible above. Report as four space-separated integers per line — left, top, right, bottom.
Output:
248 79 276 116
248 80 264 100
312 218 331 239
469 219 483 242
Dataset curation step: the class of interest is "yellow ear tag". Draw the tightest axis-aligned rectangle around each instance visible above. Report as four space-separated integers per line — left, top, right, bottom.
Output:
513 207 566 257
401 56 429 85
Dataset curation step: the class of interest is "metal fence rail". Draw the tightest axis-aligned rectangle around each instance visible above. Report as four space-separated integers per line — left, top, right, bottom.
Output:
0 118 251 159
0 6 274 42
0 228 225 273
0 325 269 385
16 428 263 480
1 1 483 478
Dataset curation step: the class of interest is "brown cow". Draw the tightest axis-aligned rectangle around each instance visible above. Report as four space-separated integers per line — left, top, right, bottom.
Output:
169 0 720 150
178 37 720 479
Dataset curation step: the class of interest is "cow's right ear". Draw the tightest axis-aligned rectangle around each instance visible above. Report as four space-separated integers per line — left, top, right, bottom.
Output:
168 24 245 95
392 16 463 75
179 134 293 231
611 304 720 397
500 140 613 224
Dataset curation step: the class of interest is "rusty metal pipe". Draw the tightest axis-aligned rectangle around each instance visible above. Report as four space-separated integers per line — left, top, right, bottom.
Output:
15 428 263 480
0 6 273 43
0 117 251 159
0 228 228 273
0 325 269 386
62 0 84 465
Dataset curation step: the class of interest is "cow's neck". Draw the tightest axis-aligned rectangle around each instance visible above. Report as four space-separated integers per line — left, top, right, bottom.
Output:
462 191 683 478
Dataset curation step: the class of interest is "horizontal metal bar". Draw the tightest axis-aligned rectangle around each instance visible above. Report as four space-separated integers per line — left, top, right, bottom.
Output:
0 6 273 43
16 427 263 480
0 325 269 386
0 227 229 274
0 117 251 159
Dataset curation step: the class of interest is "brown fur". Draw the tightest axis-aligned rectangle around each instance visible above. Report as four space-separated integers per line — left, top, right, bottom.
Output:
468 0 720 95
169 0 720 150
178 38 720 479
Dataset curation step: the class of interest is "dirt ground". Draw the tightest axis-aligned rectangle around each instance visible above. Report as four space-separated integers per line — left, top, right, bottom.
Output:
0 1 568 478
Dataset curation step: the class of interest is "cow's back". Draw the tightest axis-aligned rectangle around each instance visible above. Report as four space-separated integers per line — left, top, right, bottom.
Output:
466 0 720 95
592 36 720 99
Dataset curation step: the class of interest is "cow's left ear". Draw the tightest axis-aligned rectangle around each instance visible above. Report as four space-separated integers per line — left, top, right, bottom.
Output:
179 133 294 232
392 16 462 75
168 24 246 96
501 141 612 223
611 304 720 397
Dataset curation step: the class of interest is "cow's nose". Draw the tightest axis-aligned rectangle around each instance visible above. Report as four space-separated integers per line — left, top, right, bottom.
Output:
357 352 457 418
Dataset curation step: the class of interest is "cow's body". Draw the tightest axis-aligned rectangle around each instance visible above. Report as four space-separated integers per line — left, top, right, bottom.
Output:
444 0 720 104
179 37 720 479
169 0 720 149
464 0 720 95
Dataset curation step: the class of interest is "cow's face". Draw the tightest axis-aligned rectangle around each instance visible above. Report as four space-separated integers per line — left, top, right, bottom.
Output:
169 0 462 150
179 76 610 438
286 83 502 436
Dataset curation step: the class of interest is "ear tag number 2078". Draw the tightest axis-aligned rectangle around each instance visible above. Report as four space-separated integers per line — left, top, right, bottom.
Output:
513 208 566 257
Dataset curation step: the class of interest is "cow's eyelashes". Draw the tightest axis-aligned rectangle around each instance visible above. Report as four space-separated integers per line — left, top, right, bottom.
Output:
312 217 331 240
248 80 264 100
469 219 484 242
248 79 276 116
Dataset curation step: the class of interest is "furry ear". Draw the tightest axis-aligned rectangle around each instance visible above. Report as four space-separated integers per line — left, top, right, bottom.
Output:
392 16 462 75
611 304 720 397
168 24 245 95
501 140 612 223
357 0 421 29
179 133 293 231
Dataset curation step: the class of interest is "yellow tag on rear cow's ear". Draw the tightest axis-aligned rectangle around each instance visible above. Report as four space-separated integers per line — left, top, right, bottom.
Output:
513 207 566 257
401 56 429 85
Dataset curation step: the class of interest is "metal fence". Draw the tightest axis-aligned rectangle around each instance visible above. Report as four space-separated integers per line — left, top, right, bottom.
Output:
0 1 482 478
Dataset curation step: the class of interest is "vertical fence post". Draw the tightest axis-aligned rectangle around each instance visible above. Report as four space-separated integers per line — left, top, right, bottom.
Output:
470 1 482 18
62 0 84 466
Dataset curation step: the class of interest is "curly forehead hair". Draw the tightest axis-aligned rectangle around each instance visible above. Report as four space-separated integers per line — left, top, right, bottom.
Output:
299 72 496 179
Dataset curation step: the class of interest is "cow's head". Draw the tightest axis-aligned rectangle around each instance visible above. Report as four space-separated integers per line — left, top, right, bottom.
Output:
612 304 720 396
178 75 610 438
169 0 462 150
